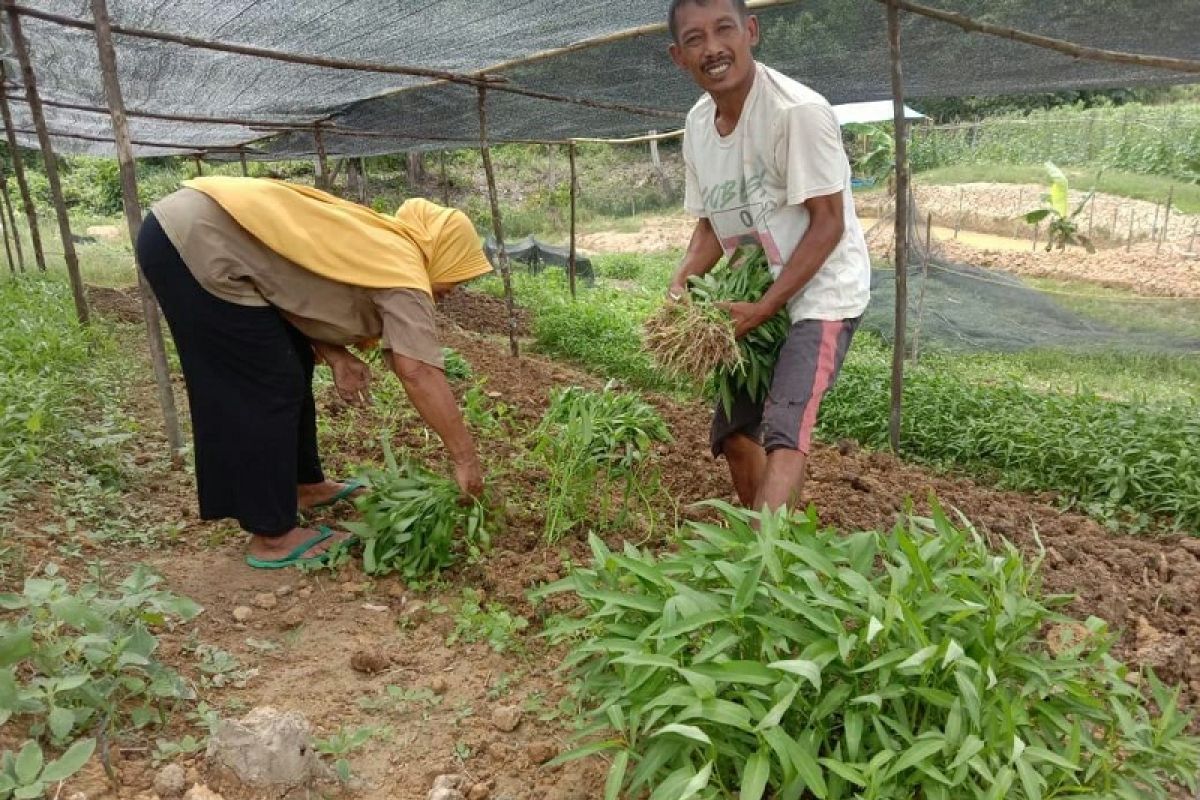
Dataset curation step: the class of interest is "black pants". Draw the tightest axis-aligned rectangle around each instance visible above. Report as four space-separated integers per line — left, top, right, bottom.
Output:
137 212 323 536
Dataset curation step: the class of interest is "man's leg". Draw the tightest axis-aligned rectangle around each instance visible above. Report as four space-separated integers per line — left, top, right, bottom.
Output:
723 432 767 507
758 317 860 512
710 389 766 506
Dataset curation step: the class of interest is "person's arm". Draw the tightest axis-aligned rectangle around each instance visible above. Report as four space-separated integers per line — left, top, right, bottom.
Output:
720 192 844 338
312 341 373 407
387 352 483 498
668 217 725 300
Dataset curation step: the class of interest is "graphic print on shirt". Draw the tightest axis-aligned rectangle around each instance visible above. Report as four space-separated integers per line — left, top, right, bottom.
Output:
699 166 784 266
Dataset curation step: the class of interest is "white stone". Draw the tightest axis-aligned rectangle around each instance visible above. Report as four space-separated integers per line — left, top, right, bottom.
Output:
206 706 319 788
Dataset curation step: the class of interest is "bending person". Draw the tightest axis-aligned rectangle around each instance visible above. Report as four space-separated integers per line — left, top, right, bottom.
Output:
138 177 492 569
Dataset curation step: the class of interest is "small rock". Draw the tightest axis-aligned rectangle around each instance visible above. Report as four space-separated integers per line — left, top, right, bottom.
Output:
232 606 253 623
350 649 390 675
491 705 522 732
275 584 293 597
1045 547 1065 568
153 764 187 798
848 475 875 493
836 438 858 456
297 586 314 598
429 774 467 800
467 783 491 800
362 603 389 612
430 676 449 694
527 741 558 765
253 592 278 610
183 786 225 800
276 608 305 631
67 794 89 800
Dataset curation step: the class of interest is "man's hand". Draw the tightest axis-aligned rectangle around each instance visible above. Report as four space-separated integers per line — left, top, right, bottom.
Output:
329 353 373 407
719 301 772 339
454 457 485 501
666 281 689 304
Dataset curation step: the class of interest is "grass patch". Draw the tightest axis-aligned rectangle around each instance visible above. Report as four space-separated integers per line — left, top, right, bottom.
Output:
915 164 1200 214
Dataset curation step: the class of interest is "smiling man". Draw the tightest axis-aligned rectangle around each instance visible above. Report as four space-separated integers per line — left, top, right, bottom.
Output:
666 0 871 512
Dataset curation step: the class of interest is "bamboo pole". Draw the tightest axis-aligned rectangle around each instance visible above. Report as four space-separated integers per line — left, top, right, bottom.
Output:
1158 185 1173 254
90 0 184 461
313 124 328 191
192 155 203 176
1032 222 1039 252
1126 208 1134 252
887 0 909 454
239 149 249 176
5 1 88 322
910 212 932 362
476 87 518 357
0 168 24 270
1 191 13 274
871 0 1200 74
440 150 450 206
0 62 44 271
1109 206 1118 242
568 141 577 300
954 186 963 239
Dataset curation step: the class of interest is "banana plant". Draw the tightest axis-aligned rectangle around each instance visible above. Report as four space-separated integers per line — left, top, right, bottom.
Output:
1022 161 1096 253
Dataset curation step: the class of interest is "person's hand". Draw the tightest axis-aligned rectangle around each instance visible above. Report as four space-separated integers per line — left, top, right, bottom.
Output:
329 353 373 407
666 281 689 304
718 301 771 339
454 457 485 502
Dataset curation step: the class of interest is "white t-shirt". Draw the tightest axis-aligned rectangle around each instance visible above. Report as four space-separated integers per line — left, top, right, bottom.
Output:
683 63 871 323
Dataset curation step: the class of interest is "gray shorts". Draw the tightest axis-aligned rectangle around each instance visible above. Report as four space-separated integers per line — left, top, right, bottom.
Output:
711 316 860 458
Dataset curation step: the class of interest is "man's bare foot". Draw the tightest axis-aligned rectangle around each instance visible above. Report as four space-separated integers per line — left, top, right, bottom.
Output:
247 526 350 561
297 479 365 510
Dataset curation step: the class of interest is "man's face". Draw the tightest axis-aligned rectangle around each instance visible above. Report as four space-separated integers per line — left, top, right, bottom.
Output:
669 0 759 98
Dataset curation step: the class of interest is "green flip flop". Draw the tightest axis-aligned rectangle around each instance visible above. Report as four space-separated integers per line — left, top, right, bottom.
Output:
245 526 342 570
309 478 366 510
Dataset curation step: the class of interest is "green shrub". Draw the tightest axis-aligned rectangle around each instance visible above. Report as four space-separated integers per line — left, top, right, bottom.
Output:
820 337 1200 533
0 564 200 747
536 502 1200 800
441 347 473 382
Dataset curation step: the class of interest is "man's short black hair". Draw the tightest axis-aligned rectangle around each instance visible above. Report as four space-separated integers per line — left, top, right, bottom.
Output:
667 0 750 42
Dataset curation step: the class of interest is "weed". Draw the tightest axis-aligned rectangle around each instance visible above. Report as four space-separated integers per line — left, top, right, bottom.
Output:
314 726 375 783
447 589 528 654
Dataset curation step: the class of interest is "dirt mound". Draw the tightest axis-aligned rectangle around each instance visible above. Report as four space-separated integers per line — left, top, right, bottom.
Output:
85 284 144 323
438 288 530 337
863 218 1200 298
576 215 692 253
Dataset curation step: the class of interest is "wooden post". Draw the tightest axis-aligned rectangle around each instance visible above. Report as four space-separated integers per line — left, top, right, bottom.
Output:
313 124 328 191
238 150 249 176
954 186 963 239
1109 206 1118 241
90 0 184 460
360 157 369 204
440 150 450 206
0 61 45 271
910 211 932 362
1150 200 1160 239
568 141 577 299
5 2 88 322
1158 185 1173 254
1032 222 1040 252
1126 207 1134 252
886 0 909 454
0 168 24 271
1 194 13 274
192 154 203 176
477 87 519 357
